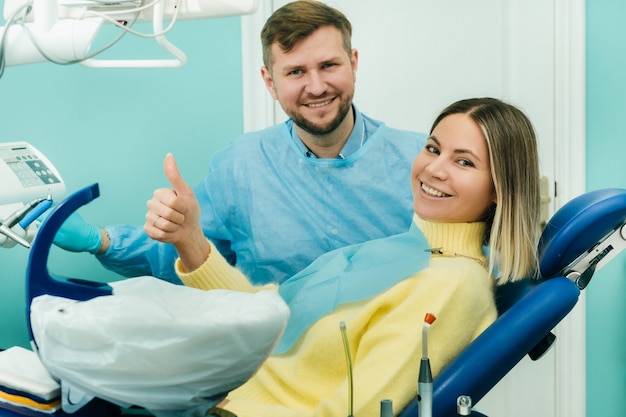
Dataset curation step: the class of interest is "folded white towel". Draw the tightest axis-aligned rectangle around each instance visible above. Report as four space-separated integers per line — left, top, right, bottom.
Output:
0 346 60 400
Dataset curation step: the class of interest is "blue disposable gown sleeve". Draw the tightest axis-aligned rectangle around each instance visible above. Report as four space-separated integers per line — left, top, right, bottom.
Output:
96 179 236 284
96 224 181 283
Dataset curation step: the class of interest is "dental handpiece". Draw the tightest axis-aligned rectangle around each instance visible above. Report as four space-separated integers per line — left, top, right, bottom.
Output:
17 194 53 228
0 222 31 248
4 195 49 227
380 399 393 417
0 194 53 248
418 312 437 417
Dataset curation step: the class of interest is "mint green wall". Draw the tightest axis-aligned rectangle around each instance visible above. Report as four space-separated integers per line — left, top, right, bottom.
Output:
586 1 626 415
0 14 244 348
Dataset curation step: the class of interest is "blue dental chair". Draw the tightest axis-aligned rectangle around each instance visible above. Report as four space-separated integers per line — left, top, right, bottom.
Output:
6 185 626 417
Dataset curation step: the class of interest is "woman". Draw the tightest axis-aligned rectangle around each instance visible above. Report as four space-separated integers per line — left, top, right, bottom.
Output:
145 97 541 417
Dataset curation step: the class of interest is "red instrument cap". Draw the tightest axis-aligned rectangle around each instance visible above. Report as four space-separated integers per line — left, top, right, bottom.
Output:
424 312 437 325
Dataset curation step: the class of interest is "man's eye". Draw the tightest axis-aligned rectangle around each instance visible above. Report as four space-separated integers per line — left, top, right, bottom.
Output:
288 69 302 76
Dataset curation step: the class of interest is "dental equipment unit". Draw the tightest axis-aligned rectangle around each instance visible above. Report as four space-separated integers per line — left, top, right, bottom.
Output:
0 141 64 248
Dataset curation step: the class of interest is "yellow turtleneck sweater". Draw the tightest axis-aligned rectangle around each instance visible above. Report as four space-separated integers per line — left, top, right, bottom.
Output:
176 216 497 417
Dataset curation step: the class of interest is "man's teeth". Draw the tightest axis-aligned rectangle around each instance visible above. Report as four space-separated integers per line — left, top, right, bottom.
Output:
308 100 332 108
422 183 449 197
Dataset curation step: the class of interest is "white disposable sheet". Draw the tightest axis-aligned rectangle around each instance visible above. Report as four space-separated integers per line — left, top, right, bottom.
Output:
30 277 289 417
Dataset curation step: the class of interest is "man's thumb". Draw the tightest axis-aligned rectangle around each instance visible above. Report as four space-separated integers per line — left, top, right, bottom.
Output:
163 153 191 194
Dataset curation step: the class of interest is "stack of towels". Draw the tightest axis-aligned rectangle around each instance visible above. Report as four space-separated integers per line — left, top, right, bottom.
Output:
0 346 61 415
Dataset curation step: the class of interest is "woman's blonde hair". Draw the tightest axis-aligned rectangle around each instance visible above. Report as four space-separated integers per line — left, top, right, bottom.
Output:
430 98 541 282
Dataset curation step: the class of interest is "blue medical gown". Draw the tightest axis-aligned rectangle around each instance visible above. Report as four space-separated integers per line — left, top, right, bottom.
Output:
97 112 426 285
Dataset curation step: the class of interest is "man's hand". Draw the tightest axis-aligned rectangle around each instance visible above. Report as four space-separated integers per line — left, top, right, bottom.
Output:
144 153 210 272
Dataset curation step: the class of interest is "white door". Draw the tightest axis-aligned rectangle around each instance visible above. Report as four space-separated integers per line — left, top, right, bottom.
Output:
241 1 586 415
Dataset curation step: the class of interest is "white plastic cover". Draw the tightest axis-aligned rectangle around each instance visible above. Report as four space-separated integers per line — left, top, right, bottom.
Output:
29 276 289 417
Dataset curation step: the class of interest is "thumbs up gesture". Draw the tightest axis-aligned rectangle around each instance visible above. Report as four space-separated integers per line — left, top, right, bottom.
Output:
145 153 210 271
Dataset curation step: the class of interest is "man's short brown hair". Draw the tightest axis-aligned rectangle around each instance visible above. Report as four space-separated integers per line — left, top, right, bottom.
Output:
261 0 352 71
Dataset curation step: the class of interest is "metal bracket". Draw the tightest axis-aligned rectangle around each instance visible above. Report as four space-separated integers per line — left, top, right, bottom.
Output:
562 223 626 289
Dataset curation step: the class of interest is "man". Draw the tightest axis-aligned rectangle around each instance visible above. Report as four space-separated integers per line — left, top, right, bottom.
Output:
54 0 426 285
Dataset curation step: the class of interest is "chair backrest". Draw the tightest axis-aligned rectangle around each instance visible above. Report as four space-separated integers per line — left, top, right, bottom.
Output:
399 188 626 417
538 188 626 288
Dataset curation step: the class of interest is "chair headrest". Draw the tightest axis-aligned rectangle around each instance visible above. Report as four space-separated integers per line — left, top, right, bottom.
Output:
538 188 626 279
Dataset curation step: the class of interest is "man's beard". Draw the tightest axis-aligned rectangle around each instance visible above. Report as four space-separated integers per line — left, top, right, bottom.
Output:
288 97 353 136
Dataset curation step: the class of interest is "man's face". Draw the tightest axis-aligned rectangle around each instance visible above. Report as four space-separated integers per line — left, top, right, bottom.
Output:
261 26 358 136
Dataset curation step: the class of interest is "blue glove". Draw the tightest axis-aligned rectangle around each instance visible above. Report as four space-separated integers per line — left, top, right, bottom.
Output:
52 212 103 254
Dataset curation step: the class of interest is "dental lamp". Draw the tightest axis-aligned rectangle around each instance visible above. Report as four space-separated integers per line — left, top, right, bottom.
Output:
0 0 258 70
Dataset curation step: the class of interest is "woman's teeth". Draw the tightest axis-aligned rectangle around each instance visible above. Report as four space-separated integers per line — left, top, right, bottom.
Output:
421 183 450 197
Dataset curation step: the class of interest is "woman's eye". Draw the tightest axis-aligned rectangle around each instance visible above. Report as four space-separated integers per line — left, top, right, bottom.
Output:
425 145 439 154
458 159 475 167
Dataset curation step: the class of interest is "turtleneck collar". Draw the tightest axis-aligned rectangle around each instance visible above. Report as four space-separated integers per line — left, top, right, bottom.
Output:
413 214 487 267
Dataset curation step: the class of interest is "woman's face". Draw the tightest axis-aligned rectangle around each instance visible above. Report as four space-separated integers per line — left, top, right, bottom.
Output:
411 113 496 223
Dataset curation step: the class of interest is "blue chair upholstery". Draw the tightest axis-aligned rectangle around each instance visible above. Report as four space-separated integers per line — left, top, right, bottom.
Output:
399 188 626 417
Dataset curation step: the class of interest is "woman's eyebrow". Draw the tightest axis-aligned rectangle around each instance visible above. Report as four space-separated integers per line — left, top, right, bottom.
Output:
454 148 482 162
430 135 483 162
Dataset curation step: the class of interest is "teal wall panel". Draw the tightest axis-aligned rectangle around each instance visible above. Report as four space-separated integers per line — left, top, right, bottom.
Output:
0 12 244 349
586 1 626 415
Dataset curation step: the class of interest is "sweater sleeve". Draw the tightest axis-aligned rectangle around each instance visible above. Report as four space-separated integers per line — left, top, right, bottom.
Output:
175 241 277 293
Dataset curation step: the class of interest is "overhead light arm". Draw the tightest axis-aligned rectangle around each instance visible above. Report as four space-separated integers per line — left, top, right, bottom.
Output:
0 0 258 71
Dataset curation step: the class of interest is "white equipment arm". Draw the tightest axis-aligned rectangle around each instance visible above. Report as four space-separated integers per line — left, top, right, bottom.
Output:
0 0 258 69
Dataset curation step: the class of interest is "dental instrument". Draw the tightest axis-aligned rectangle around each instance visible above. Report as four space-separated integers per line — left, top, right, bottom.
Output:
0 219 31 248
0 194 53 248
380 399 393 417
418 312 436 417
339 321 354 417
5 195 50 228
18 195 53 229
